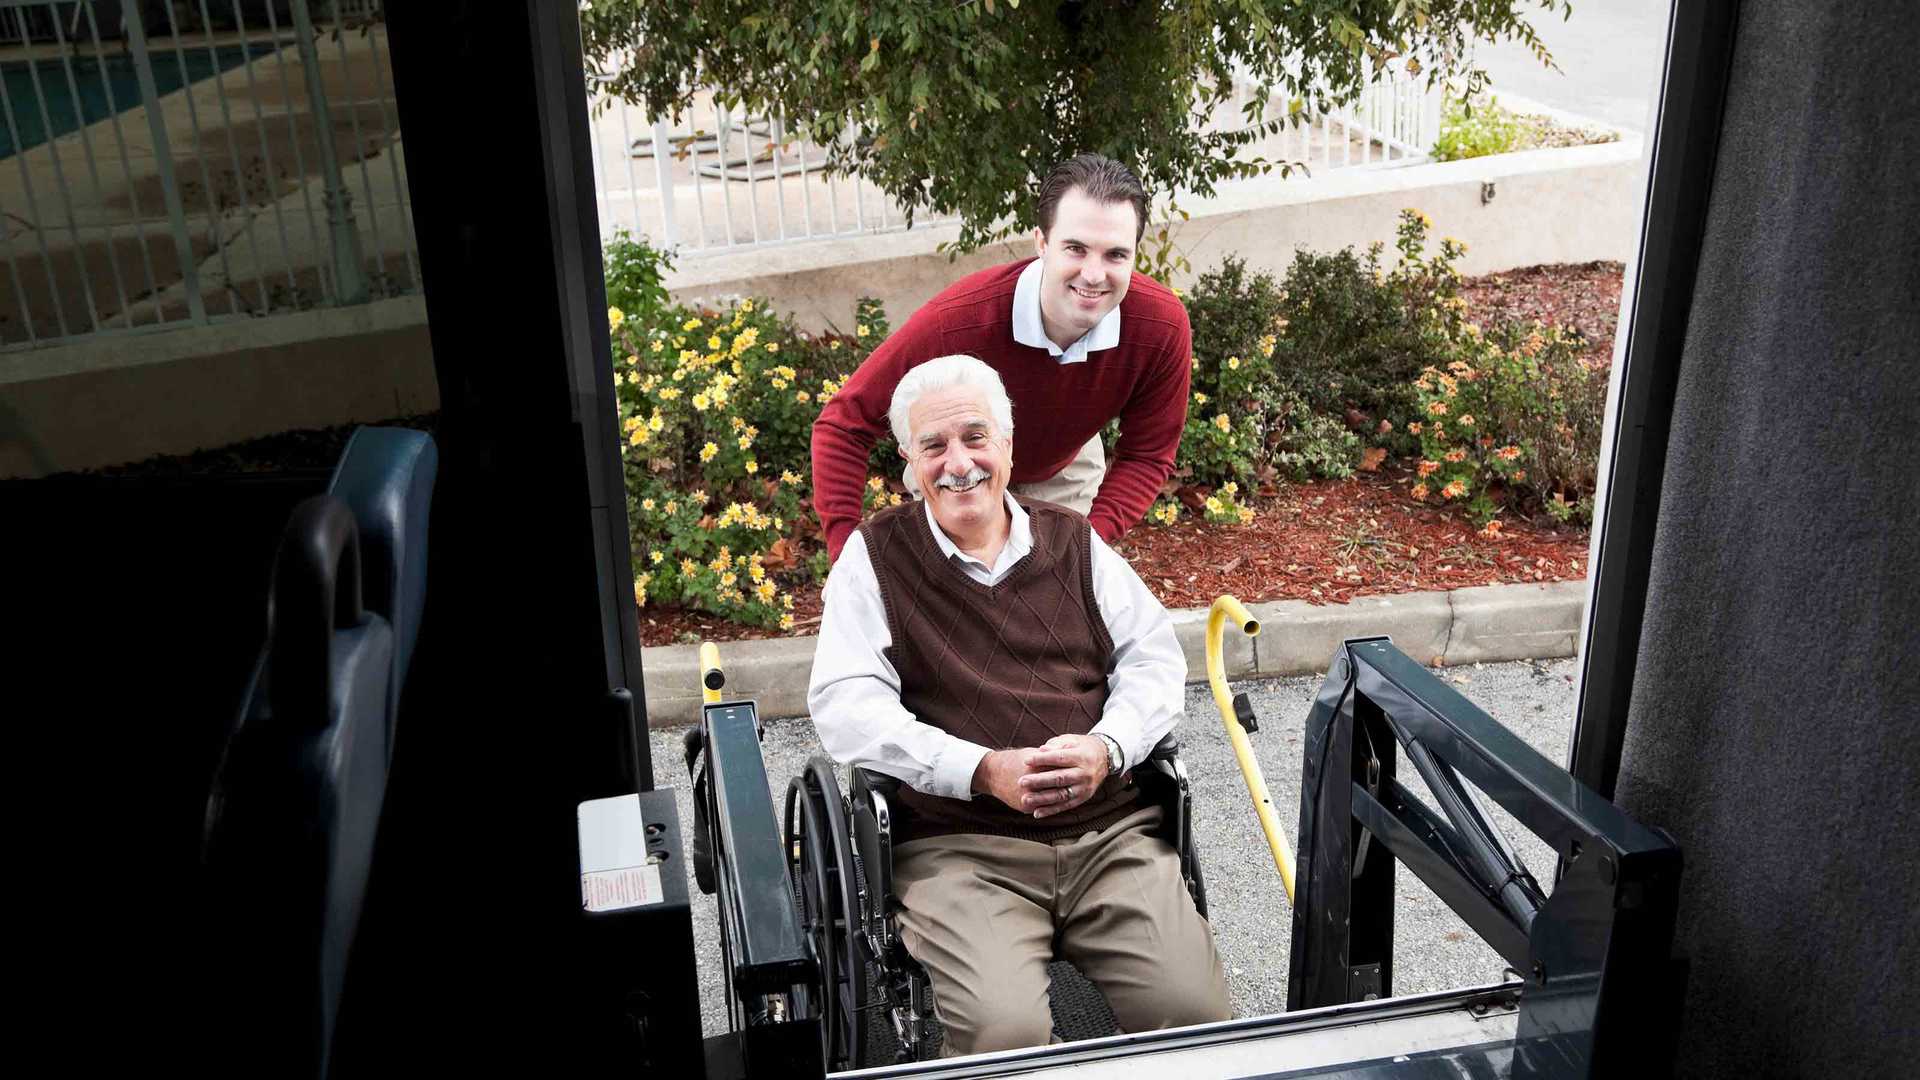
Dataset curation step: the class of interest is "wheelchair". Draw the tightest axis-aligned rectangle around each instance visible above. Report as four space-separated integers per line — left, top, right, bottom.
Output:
781 734 1208 1070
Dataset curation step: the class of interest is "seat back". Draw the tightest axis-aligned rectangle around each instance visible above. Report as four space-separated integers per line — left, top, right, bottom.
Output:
201 496 394 1078
325 426 437 757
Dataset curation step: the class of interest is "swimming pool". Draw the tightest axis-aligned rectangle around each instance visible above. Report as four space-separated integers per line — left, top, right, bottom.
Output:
1 43 279 159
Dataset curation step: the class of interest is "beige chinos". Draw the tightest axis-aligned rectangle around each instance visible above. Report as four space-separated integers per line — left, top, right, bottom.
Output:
890 805 1232 1057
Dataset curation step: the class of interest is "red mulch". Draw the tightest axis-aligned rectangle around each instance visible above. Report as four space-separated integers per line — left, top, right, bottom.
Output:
638 261 1623 647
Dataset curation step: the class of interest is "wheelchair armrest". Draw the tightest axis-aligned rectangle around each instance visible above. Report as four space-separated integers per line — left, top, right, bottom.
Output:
1146 732 1181 763
854 766 902 799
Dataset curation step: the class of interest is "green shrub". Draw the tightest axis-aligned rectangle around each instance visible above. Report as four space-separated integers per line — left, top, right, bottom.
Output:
603 228 674 329
1432 95 1528 162
1406 320 1607 524
607 245 888 629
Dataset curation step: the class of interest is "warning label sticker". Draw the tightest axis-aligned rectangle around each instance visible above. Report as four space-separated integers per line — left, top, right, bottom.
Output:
582 864 665 913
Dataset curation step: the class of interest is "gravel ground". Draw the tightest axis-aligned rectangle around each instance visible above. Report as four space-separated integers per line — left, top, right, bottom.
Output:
648 656 1578 1040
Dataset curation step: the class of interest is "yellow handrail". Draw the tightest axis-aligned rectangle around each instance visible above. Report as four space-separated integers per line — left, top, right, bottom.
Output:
1206 595 1296 903
700 641 725 705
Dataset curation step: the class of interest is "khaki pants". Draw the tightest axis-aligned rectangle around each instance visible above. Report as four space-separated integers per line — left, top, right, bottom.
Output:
891 805 1232 1057
903 433 1106 515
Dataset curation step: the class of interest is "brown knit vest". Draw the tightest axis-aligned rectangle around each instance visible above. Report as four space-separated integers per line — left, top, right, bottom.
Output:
861 497 1139 844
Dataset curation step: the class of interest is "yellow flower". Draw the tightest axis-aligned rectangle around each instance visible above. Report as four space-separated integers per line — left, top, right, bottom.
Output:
1227 356 1241 370
745 460 758 474
781 470 801 485
856 324 870 338
648 413 663 432
623 416 641 434
756 581 777 602
1237 507 1255 525
737 435 753 450
692 392 711 411
1259 334 1277 358
632 574 648 606
1193 392 1208 406
608 306 625 330
765 342 779 354
796 391 811 403
1222 481 1238 496
771 378 789 389
739 299 754 313
781 594 794 610
1411 483 1429 499
1205 496 1224 514
779 614 795 631
1213 413 1231 432
731 327 759 355
649 550 664 565
682 318 701 331
628 429 646 446
707 335 722 350
829 340 842 350
699 441 718 462
748 564 766 583
868 476 885 491
665 500 678 514
651 340 664 353
888 493 902 506
680 558 697 575
692 490 709 505
720 572 737 588
641 497 656 511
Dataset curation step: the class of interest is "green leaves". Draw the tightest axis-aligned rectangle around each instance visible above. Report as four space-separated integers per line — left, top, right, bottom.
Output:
578 0 1563 253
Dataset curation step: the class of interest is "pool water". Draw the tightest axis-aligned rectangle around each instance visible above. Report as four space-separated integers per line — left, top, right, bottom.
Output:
1 43 279 159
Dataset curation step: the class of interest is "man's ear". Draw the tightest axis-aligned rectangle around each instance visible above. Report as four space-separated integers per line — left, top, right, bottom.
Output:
898 443 911 462
1033 227 1047 259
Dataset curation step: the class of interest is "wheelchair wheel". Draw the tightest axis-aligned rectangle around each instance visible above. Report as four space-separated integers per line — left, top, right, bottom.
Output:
782 758 868 1070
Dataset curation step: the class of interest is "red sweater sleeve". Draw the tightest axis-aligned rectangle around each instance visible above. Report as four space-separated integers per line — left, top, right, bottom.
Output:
1087 301 1192 544
811 310 948 560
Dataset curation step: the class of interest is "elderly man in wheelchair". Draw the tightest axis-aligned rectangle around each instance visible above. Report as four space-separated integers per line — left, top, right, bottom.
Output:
801 353 1231 1063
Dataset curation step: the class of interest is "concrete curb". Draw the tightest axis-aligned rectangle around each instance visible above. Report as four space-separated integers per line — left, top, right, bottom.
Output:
641 579 1586 727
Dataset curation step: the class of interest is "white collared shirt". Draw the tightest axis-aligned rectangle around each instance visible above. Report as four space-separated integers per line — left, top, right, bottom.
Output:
807 493 1186 799
1011 258 1123 364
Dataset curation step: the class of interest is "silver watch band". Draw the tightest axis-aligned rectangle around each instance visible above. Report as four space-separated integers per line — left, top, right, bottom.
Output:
1095 731 1125 773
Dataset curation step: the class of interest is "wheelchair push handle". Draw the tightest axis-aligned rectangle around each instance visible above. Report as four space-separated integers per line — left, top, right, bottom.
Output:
1206 595 1296 903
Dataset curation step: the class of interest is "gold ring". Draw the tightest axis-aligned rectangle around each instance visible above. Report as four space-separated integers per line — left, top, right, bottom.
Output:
1066 786 1075 800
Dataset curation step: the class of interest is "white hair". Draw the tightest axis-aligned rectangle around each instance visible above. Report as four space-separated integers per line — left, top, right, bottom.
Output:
887 354 1015 448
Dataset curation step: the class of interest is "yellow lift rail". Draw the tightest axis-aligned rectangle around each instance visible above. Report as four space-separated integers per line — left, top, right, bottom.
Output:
1205 595 1296 903
700 641 726 704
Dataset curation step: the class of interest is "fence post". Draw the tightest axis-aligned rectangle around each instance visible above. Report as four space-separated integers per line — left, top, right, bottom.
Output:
122 1 206 323
650 118 679 248
290 0 368 303
1419 67 1444 157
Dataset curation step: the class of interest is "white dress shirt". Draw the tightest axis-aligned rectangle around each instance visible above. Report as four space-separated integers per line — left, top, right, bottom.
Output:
1011 258 1122 364
807 493 1186 800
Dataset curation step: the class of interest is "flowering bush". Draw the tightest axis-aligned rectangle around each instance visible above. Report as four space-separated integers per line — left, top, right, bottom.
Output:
606 234 889 629
1407 320 1607 523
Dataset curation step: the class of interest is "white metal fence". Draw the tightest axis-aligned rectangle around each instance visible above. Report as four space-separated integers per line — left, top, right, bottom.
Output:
586 65 1441 257
1 0 413 351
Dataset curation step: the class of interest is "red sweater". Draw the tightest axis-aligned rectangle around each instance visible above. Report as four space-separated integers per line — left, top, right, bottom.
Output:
812 260 1192 560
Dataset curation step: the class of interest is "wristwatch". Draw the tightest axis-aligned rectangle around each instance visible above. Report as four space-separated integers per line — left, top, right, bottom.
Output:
1093 732 1125 777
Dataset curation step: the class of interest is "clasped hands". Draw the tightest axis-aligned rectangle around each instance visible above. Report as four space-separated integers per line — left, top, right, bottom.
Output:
972 733 1112 819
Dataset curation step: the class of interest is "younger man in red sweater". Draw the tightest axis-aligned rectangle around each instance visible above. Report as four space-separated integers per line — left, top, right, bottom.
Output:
811 154 1193 560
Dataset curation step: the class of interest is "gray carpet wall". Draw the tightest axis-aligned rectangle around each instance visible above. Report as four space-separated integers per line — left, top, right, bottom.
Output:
1614 2 1919 1075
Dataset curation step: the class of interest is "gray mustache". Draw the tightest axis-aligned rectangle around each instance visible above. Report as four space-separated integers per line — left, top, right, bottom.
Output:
935 468 990 490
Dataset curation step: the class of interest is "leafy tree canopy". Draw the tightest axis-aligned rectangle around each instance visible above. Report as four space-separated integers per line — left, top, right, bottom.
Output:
580 1 1566 251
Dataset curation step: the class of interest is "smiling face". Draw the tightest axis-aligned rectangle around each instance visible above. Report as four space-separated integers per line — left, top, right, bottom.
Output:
905 384 1012 542
1032 186 1140 350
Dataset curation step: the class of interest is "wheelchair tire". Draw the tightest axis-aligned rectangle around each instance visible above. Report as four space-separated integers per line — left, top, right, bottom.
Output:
783 760 869 1071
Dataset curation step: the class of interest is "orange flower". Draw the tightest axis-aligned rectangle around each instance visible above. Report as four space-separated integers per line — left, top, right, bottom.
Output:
1426 401 1449 417
1408 422 1424 435
1480 519 1504 539
1512 470 1527 482
1442 480 1468 499
1497 445 1522 461
1444 448 1467 463
1417 460 1440 477
1411 483 1429 499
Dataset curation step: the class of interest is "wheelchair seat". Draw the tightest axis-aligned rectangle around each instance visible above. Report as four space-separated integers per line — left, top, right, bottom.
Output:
785 733 1208 1068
